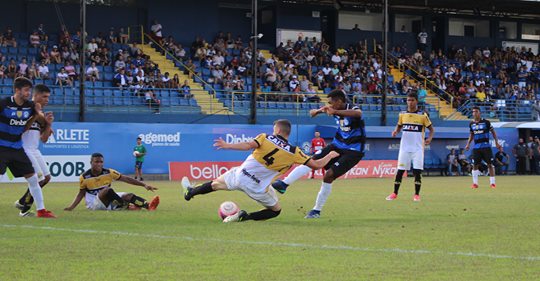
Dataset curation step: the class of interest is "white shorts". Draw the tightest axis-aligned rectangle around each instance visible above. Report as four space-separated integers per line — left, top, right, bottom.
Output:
397 150 424 170
222 167 278 208
87 192 126 211
24 149 50 179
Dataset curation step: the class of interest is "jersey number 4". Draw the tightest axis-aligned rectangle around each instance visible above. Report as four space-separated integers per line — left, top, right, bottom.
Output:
262 148 279 166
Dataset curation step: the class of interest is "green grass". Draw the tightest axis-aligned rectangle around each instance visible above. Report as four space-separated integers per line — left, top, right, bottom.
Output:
1 176 539 280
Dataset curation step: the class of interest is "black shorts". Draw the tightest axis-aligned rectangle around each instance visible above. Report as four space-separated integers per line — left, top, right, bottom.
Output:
472 147 494 165
0 146 35 178
135 161 143 169
313 143 364 179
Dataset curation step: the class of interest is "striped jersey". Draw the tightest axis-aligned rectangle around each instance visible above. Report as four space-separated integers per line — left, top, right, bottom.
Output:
332 103 366 152
397 110 432 152
469 119 493 149
0 97 36 149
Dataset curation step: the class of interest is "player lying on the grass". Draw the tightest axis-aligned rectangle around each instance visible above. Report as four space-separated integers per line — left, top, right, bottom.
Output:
465 106 501 189
64 153 160 211
14 84 55 217
271 90 366 219
181 119 340 223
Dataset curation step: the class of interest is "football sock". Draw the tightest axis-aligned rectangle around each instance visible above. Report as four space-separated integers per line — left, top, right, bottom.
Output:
490 177 495 185
413 169 422 195
26 174 45 210
394 169 405 194
129 194 148 208
472 170 480 185
283 165 311 185
313 182 332 211
107 188 126 206
244 209 281 221
190 181 214 197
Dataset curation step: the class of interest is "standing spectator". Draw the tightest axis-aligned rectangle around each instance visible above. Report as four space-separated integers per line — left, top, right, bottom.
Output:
133 137 147 181
309 131 326 179
150 20 163 44
530 136 540 175
417 28 428 52
513 138 529 175
494 147 509 175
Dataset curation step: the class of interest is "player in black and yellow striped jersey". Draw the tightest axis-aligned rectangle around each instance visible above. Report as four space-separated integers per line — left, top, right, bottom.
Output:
181 119 340 223
64 153 160 211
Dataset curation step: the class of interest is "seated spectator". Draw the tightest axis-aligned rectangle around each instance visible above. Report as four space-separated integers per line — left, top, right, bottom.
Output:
6 59 17 78
303 84 320 102
64 61 78 79
145 88 161 114
457 149 470 175
38 61 50 80
86 62 100 82
3 27 17 47
171 74 180 88
108 28 118 44
27 60 39 80
494 147 509 175
113 68 128 88
17 58 29 78
150 20 163 44
135 71 145 84
119 27 129 44
162 72 172 88
29 31 41 48
37 23 48 42
447 149 462 176
56 67 72 87
50 46 62 64
39 45 50 64
0 64 6 79
179 80 192 99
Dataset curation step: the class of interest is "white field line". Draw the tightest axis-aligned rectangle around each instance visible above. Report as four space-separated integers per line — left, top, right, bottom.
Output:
2 224 539 261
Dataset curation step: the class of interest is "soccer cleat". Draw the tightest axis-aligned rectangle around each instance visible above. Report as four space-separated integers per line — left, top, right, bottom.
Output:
271 179 289 194
490 184 496 189
223 210 247 223
140 178 144 181
471 184 479 189
386 193 398 201
413 194 421 202
14 200 25 211
36 209 56 218
305 209 321 219
19 210 35 217
181 176 193 201
148 196 160 211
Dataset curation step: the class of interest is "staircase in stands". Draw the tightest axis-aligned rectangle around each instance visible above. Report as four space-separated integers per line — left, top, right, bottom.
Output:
389 66 469 120
136 44 232 115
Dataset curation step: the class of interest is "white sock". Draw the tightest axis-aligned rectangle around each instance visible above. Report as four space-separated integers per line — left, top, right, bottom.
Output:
472 170 479 185
27 174 45 210
490 177 495 185
283 165 312 185
313 182 332 211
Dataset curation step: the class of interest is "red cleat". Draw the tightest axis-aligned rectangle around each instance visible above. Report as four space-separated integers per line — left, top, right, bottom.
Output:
413 194 421 202
148 196 160 211
490 184 496 189
386 193 398 201
471 184 479 189
37 209 56 218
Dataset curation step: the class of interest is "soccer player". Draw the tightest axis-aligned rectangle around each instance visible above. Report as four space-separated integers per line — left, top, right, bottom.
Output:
309 131 326 179
133 137 147 181
64 153 160 211
271 90 366 219
14 84 54 217
465 106 501 189
386 93 434 202
181 119 340 223
0 77 55 218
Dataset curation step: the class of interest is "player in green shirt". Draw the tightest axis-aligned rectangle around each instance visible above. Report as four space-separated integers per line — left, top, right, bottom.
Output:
134 137 147 181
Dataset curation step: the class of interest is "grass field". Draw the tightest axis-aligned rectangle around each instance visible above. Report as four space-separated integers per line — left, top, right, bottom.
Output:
1 176 539 280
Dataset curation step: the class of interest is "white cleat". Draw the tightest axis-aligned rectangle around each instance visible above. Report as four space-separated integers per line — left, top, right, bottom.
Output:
14 200 25 211
19 210 35 217
223 210 247 223
181 176 192 189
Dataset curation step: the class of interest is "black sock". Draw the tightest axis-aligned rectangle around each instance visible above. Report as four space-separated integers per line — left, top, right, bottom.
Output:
190 181 214 197
243 209 281 221
129 194 148 208
107 188 126 206
413 169 422 195
394 170 405 194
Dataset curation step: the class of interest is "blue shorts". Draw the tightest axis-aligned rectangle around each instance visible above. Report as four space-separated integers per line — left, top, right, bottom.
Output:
135 161 143 169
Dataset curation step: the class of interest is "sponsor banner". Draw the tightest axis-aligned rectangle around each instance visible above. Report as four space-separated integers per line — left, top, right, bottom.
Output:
169 160 398 181
0 155 91 183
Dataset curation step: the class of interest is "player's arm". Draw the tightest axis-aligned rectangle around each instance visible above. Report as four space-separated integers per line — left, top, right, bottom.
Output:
64 189 86 211
425 125 434 145
392 113 403 137
324 106 362 118
309 107 326 117
40 112 54 143
489 128 502 150
117 175 158 192
213 137 259 151
305 151 340 170
465 131 474 151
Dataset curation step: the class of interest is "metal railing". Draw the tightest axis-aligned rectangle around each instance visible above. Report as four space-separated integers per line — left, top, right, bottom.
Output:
458 98 535 121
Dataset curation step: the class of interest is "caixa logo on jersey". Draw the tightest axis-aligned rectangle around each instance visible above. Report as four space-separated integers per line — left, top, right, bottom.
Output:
138 132 181 147
44 129 90 149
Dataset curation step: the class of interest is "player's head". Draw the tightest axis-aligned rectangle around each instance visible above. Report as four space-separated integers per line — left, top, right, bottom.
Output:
314 131 320 138
327 89 346 110
472 106 481 120
90 153 104 172
32 84 51 106
13 77 33 101
136 137 142 145
498 146 504 152
273 119 291 138
406 93 418 111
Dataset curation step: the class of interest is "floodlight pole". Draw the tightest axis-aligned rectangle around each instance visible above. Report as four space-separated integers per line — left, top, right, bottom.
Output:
381 0 388 126
78 0 86 122
249 0 258 124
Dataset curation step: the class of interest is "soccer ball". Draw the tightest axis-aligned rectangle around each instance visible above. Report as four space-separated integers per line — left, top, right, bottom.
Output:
218 201 239 220
133 151 140 157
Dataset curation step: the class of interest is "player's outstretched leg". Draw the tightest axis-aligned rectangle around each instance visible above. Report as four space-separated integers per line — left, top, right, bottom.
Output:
224 205 282 223
271 165 311 194
387 169 405 200
182 176 216 201
413 169 422 201
122 193 159 210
